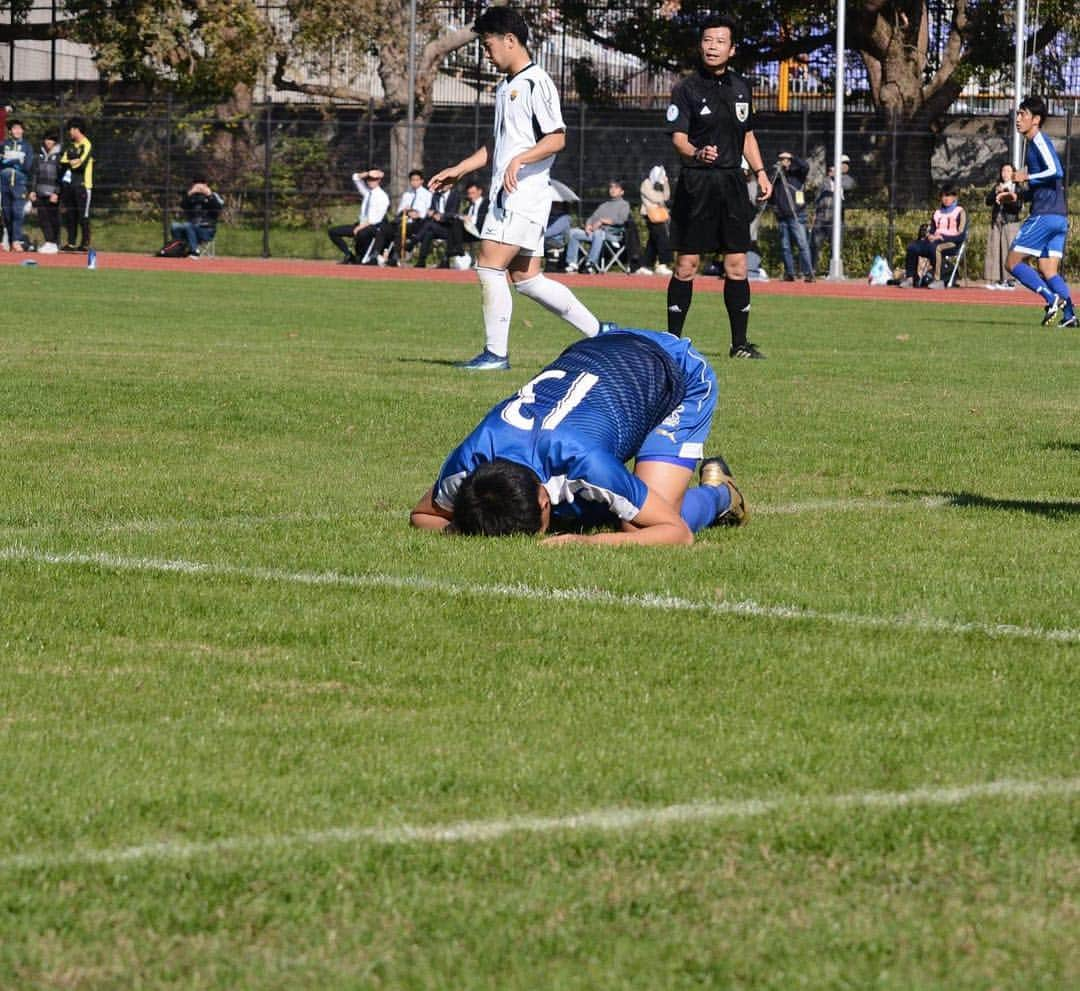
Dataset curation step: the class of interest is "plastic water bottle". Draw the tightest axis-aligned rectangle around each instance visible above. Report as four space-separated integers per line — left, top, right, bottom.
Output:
87 248 97 270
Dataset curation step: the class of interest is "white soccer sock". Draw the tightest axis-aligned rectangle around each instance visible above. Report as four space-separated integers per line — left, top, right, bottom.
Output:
515 274 600 338
476 266 513 357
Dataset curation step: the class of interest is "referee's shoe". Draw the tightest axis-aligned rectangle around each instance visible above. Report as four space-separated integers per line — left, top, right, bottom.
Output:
730 342 766 360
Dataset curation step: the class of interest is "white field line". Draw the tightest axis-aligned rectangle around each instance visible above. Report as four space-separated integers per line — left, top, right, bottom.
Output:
2 544 1078 645
0 494 951 538
1 777 1077 872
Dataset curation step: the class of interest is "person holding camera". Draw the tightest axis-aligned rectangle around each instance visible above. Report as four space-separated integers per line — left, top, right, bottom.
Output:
769 150 813 282
171 176 224 258
328 168 389 264
983 163 1021 289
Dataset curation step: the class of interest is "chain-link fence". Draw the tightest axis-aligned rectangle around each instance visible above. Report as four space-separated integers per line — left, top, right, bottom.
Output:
9 99 1078 278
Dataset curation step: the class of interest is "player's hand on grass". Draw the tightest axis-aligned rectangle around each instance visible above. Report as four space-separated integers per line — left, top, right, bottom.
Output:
540 533 586 546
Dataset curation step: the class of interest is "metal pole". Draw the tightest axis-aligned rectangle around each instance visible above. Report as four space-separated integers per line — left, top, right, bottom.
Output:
262 102 272 258
163 93 173 247
1011 0 1026 166
828 0 846 279
51 0 57 96
887 112 897 262
406 0 418 170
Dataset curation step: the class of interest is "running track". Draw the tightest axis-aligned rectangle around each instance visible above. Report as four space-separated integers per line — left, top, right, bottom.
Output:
0 248 1038 308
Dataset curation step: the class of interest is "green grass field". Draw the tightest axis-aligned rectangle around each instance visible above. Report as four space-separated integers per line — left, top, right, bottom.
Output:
1 268 1077 989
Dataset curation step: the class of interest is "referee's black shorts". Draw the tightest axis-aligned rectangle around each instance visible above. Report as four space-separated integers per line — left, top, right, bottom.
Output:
671 167 753 255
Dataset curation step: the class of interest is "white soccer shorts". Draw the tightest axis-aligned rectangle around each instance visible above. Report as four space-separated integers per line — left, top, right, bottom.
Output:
480 208 545 257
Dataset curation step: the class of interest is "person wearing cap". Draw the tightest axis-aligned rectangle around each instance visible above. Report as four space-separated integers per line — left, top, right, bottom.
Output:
664 14 772 359
328 168 389 264
769 150 813 282
811 154 855 276
1 118 33 251
564 179 630 273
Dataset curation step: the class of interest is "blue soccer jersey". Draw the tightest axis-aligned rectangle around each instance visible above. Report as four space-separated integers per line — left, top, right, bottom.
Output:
434 328 717 525
1024 131 1066 217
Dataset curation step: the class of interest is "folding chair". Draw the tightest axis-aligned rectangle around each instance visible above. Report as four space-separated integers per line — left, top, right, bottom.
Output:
597 225 628 273
943 238 967 287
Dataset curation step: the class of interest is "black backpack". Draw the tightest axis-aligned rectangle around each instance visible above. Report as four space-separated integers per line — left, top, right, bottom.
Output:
157 238 189 258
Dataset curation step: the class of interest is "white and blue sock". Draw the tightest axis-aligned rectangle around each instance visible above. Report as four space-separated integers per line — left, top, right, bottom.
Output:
476 266 513 357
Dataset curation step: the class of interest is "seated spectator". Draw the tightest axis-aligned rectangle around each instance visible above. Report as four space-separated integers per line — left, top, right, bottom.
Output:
636 165 673 276
414 183 460 267
328 168 390 264
444 180 487 269
899 182 967 288
370 169 432 266
171 176 224 258
983 163 1021 289
564 179 630 273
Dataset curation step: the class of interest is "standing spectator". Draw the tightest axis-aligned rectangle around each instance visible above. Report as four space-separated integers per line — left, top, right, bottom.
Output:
665 14 772 360
769 150 814 282
29 128 62 253
983 163 1022 289
59 117 93 252
1006 96 1076 327
371 169 432 266
637 165 673 276
328 168 390 264
564 179 630 273
810 154 855 276
899 182 967 289
414 183 460 267
427 6 598 371
171 176 224 258
1 119 33 252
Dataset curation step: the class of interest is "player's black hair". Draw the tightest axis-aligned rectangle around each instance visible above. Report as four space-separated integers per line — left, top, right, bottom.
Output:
7 118 23 129
65 116 85 133
43 128 59 142
1018 95 1048 126
473 6 530 48
453 459 544 536
408 168 424 180
939 181 958 196
700 14 738 45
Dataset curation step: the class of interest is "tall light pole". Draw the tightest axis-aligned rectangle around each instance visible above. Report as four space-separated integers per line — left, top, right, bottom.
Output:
1012 0 1027 166
828 0 846 280
406 0 418 171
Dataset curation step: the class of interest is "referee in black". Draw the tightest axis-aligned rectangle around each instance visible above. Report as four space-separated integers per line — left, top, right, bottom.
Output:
665 15 772 359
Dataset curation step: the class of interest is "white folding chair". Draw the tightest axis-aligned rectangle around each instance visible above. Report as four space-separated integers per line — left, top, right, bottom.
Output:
597 226 628 273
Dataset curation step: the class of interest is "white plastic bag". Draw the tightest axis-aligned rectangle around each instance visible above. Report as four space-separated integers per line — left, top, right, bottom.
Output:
868 255 891 285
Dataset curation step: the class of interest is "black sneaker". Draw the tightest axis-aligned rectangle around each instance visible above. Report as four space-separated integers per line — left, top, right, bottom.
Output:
782 273 795 282
699 456 749 527
1041 293 1062 326
804 273 816 283
730 342 766 360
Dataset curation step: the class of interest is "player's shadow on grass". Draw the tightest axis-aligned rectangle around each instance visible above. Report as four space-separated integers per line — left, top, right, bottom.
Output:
895 489 1080 519
1041 441 1080 454
397 357 469 367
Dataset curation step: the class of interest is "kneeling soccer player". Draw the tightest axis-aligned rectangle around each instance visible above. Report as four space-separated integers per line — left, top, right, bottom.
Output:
410 324 748 546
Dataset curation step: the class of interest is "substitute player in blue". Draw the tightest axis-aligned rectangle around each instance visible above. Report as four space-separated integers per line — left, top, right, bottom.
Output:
410 325 747 546
1006 96 1077 328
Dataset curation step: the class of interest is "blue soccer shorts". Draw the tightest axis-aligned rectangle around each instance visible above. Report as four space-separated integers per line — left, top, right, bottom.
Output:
1011 213 1069 259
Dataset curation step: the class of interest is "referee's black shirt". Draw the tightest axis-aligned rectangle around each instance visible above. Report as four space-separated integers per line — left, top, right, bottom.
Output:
665 67 756 169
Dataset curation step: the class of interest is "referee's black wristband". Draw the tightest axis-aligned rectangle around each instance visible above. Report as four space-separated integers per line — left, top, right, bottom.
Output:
755 168 767 175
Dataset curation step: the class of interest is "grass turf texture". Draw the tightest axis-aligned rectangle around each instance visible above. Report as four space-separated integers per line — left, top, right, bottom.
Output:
0 269 1077 989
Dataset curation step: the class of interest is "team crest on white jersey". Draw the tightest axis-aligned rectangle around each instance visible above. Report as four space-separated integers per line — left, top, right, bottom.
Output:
734 101 749 122
665 104 679 123
510 89 519 101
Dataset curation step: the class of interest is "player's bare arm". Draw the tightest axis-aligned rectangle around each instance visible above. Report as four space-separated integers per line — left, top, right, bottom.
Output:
429 143 491 192
503 130 566 193
409 488 455 532
542 489 693 547
743 132 771 200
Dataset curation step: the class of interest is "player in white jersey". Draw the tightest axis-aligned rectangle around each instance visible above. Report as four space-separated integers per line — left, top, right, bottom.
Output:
428 7 599 370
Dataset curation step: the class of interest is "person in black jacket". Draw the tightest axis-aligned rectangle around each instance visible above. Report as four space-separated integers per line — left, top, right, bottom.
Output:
29 129 63 253
769 151 814 282
413 183 461 267
171 176 223 257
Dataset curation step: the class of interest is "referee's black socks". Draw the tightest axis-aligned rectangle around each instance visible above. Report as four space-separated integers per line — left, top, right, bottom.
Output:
666 277 693 336
724 277 751 350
